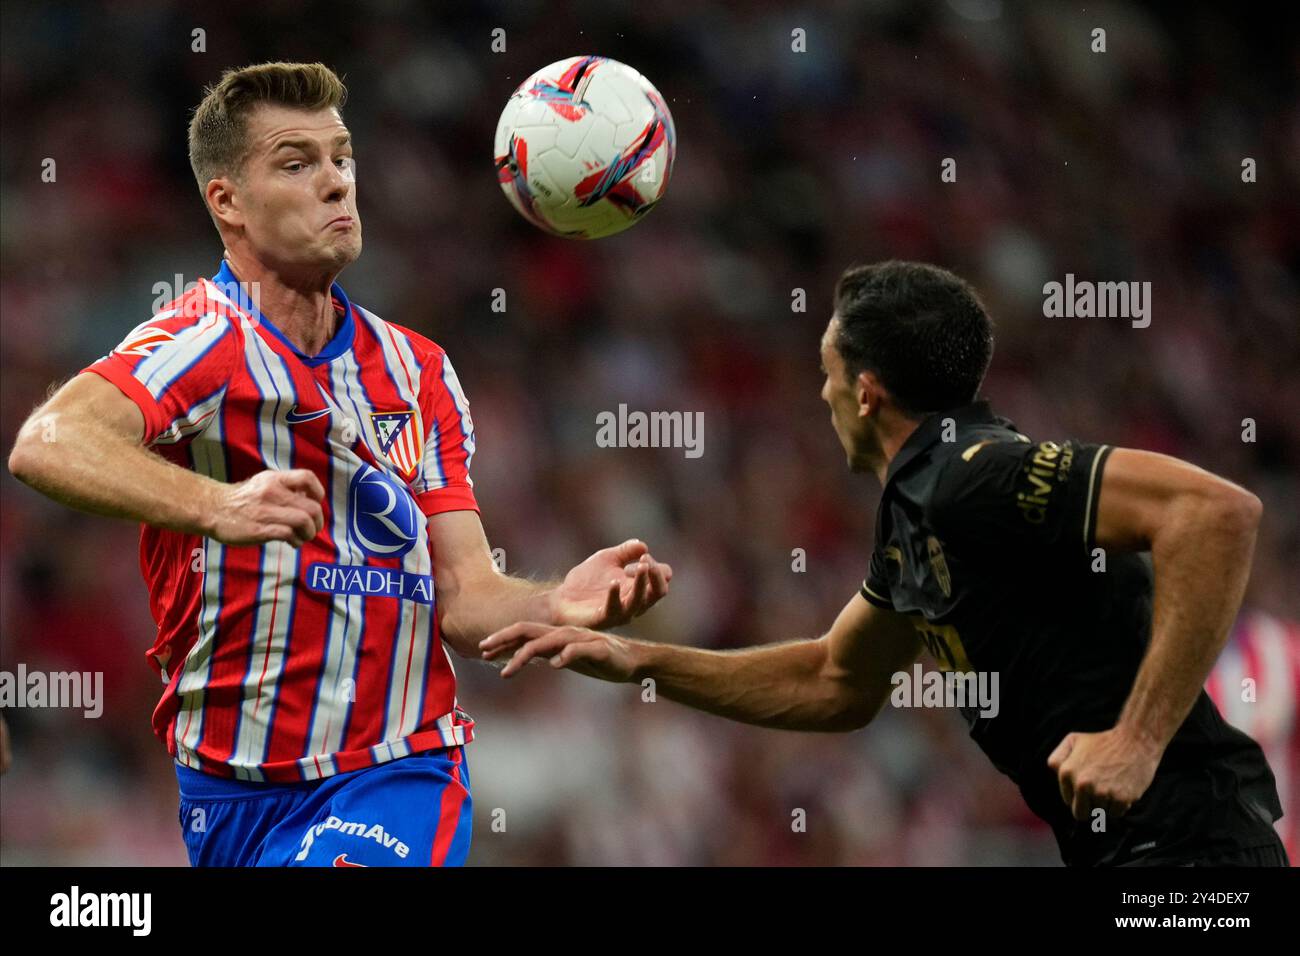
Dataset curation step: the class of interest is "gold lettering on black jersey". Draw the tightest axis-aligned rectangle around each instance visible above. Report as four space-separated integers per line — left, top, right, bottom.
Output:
912 620 973 672
1016 440 1073 526
926 535 952 597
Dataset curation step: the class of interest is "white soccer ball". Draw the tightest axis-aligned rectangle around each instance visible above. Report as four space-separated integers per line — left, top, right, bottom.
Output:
493 55 676 240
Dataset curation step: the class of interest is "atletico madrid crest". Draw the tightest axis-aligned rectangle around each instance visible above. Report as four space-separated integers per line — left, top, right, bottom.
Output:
370 409 423 482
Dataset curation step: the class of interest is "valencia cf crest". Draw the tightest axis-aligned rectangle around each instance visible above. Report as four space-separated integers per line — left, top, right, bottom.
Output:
927 535 952 598
370 409 423 482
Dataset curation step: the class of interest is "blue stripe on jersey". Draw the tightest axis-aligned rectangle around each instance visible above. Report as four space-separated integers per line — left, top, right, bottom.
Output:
351 317 436 746
244 333 288 470
144 320 231 397
227 338 282 779
440 356 476 467
254 358 303 769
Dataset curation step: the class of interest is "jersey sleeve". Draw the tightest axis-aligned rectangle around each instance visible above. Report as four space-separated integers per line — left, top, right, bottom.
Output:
412 351 479 516
860 545 896 610
82 308 238 445
928 438 1114 558
859 505 897 609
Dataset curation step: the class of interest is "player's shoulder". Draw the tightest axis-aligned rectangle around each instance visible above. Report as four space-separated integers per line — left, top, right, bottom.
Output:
108 278 245 360
924 425 1035 520
350 303 450 366
927 428 1107 531
931 419 1032 478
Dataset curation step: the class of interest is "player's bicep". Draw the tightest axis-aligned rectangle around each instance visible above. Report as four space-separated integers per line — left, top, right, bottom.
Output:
427 509 503 654
28 371 147 444
1093 448 1258 552
823 593 922 718
83 311 236 444
428 509 499 594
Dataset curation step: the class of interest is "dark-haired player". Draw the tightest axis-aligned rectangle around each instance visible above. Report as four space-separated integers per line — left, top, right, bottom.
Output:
483 260 1287 866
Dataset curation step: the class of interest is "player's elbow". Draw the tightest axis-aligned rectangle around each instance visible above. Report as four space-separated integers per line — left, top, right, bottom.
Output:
812 642 884 732
1204 483 1262 536
815 694 882 733
1231 488 1263 529
7 413 55 486
820 675 885 732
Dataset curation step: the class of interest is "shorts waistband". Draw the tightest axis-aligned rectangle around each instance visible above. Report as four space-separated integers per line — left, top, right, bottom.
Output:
174 746 464 800
175 761 319 800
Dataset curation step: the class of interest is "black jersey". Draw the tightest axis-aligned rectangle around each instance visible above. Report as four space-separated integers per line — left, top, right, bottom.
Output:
861 401 1283 865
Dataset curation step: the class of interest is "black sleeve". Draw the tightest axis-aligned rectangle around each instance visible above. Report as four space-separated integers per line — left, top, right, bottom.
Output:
860 545 895 610
927 439 1114 558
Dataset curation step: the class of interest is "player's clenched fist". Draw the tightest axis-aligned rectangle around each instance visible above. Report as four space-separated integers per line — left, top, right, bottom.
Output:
1047 727 1162 822
205 468 326 547
480 623 640 682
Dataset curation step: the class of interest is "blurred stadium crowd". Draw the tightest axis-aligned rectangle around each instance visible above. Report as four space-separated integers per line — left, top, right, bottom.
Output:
1 0 1296 865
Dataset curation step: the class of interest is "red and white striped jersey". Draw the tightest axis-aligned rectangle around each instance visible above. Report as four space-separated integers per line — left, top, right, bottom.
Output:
85 260 478 782
1206 610 1300 863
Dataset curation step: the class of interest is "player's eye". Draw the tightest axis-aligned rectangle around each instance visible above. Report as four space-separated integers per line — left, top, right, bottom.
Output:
285 161 307 172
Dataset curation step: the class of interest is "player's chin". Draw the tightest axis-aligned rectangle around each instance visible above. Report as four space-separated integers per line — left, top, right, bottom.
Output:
322 233 362 266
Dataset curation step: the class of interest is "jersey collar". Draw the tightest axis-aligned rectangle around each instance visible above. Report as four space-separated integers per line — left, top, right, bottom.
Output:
883 400 1001 487
210 259 356 366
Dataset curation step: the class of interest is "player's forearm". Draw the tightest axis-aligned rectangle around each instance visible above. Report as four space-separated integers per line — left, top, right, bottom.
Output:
8 408 220 536
1116 486 1262 751
438 573 560 653
627 637 871 732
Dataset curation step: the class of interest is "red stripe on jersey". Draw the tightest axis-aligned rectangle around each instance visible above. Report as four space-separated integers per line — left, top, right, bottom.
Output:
260 358 344 770
85 266 475 784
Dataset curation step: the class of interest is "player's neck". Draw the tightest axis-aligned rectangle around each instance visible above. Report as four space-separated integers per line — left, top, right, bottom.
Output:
872 415 924 485
222 253 342 357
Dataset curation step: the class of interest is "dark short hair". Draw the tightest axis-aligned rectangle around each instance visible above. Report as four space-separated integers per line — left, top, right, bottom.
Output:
832 260 994 417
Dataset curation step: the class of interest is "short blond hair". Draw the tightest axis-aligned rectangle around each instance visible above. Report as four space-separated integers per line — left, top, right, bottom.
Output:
187 61 347 191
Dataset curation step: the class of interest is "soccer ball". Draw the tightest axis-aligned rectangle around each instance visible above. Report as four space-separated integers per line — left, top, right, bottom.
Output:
493 55 676 240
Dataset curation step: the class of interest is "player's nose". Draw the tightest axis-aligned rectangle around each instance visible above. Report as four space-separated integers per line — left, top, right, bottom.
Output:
320 164 352 202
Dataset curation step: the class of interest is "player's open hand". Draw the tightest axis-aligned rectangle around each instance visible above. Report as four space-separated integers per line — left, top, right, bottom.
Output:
1047 727 1162 823
480 623 638 681
551 539 672 629
208 468 326 548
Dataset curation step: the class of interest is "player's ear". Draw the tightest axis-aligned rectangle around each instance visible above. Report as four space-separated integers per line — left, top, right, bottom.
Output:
856 369 883 419
206 177 243 228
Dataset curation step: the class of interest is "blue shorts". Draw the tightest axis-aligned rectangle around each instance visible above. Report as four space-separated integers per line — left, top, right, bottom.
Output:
175 747 473 867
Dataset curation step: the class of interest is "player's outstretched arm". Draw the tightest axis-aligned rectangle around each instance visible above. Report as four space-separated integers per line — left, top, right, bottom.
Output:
1048 448 1262 820
7 373 325 547
479 593 923 733
429 510 672 657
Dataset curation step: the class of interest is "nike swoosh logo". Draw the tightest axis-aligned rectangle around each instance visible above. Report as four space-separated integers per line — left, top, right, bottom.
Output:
285 405 330 425
333 853 367 867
